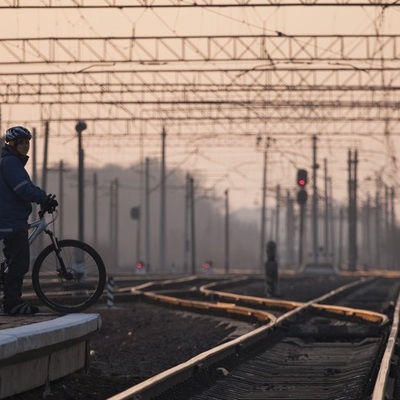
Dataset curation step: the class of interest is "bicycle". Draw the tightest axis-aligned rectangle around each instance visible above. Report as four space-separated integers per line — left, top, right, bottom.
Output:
0 199 106 313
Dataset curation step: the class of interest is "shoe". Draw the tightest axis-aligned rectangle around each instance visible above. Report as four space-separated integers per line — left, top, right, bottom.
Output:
3 301 40 316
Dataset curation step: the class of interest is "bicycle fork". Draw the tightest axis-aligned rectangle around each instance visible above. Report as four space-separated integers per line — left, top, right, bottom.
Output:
45 230 74 281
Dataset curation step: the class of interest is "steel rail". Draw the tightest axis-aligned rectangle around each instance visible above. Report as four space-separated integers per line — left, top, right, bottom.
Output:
371 290 400 399
200 279 302 311
201 278 389 325
141 291 276 323
132 276 277 323
110 276 388 400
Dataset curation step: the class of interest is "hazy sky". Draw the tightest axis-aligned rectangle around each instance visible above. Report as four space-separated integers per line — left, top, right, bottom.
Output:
0 3 399 212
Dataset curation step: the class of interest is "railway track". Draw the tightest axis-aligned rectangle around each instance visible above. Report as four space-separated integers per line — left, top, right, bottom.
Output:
108 274 400 400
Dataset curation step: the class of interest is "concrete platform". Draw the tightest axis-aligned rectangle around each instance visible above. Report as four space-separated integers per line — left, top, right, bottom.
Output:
0 313 101 399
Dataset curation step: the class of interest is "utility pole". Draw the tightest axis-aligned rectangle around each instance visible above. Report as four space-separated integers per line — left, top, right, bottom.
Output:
364 193 371 269
375 185 381 267
31 127 39 258
348 149 358 271
189 175 196 274
93 173 98 247
338 206 344 269
115 179 119 269
183 174 190 273
390 187 396 268
145 157 151 272
286 192 295 268
311 134 319 265
324 159 329 261
58 160 66 238
160 127 166 273
31 128 37 212
224 189 230 274
109 179 119 268
328 177 336 266
275 184 280 246
38 122 50 251
260 137 271 271
384 186 389 268
31 127 37 191
76 121 87 243
41 121 49 192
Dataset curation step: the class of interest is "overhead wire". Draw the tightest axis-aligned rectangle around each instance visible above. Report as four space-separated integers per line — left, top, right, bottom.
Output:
3 4 400 202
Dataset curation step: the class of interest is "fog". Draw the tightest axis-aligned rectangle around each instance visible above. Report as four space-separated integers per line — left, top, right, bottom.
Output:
36 159 261 274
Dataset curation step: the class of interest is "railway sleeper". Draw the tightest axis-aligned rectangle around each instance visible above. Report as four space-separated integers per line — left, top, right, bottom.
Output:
288 322 382 339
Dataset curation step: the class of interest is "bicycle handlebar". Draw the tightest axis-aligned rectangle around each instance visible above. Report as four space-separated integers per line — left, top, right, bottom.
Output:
38 194 58 218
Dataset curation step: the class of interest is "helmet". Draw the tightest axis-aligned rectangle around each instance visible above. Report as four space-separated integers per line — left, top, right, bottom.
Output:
5 126 32 142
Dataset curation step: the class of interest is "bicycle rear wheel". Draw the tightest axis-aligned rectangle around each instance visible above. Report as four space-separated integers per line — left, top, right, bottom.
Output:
32 239 106 313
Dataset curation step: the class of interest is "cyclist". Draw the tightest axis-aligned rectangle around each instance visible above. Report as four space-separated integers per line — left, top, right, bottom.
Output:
0 126 57 316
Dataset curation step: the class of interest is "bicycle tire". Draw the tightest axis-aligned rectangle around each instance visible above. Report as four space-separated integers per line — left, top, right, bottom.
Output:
32 239 106 313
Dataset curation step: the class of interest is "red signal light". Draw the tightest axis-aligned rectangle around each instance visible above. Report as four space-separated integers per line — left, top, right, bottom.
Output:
204 260 213 269
298 178 306 187
296 169 308 187
136 261 144 269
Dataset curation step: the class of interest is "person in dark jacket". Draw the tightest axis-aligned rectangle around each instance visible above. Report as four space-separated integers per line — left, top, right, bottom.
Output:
0 126 57 315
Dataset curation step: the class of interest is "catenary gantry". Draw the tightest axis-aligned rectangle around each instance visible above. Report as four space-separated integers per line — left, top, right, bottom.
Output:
1 0 400 7
0 4 397 144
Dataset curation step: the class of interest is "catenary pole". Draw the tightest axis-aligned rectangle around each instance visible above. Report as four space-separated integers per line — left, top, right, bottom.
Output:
324 158 329 261
311 134 319 265
145 157 151 272
160 127 166 273
41 121 49 192
59 160 64 238
190 176 196 274
76 121 87 242
224 189 230 274
259 137 271 271
93 172 98 247
184 174 190 273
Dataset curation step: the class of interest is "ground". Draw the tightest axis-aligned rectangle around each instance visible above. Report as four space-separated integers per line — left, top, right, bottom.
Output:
7 301 251 400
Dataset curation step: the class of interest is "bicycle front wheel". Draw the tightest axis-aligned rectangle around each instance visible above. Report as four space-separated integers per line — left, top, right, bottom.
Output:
32 239 106 313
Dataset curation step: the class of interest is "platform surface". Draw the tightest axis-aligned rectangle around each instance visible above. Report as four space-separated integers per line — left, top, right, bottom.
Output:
0 313 59 330
0 312 101 398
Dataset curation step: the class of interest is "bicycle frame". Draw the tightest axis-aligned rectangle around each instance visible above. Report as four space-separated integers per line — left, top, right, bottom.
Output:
28 217 48 245
28 213 71 275
28 213 59 248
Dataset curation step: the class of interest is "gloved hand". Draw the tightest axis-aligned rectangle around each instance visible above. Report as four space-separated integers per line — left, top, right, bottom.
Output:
42 194 58 213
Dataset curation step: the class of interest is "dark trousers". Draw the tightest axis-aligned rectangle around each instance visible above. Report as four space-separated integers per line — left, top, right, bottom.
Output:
2 229 30 305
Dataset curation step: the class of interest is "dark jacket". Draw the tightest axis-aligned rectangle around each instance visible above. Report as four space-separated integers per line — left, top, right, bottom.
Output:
0 145 48 239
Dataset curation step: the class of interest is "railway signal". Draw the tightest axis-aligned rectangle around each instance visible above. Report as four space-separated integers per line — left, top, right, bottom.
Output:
297 169 308 187
296 169 308 266
136 260 144 269
296 169 308 205
204 260 213 269
297 189 308 205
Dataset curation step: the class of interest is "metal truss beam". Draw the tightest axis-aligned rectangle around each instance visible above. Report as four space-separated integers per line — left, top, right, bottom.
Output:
1 98 398 108
1 68 399 90
0 86 398 106
0 0 398 7
0 35 399 65
4 113 395 136
2 113 396 123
